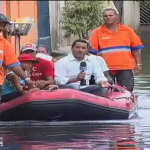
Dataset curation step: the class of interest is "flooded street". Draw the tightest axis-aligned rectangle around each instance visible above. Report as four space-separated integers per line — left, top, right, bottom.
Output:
0 74 149 150
0 52 150 149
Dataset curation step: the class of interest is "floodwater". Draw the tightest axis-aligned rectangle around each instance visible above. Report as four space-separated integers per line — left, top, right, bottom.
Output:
0 76 149 149
0 54 150 150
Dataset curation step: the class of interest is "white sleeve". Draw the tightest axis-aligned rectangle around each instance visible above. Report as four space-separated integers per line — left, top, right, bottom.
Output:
54 59 70 85
96 56 109 72
92 61 108 84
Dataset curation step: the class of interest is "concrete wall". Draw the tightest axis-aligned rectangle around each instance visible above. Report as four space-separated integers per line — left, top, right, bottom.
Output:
49 1 116 51
49 1 78 50
1 1 38 54
123 1 140 31
138 25 150 74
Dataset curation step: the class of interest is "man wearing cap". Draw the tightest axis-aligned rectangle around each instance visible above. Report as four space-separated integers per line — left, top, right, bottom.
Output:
0 13 35 101
21 43 55 90
2 54 40 102
36 45 53 62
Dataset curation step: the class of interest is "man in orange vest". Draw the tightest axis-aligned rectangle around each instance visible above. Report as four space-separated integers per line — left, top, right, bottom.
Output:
89 8 144 92
0 13 35 101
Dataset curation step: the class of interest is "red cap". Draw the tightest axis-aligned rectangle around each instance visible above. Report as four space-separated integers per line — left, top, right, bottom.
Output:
18 54 39 63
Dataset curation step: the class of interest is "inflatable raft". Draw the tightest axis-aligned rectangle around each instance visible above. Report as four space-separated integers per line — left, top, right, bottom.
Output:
0 85 138 121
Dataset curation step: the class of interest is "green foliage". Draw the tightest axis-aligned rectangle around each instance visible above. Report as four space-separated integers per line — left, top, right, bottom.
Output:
61 1 104 39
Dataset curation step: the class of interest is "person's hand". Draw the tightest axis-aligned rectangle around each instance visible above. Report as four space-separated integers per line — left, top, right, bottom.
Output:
47 85 59 91
134 64 142 75
108 79 114 85
25 79 36 89
100 81 112 88
36 80 47 89
77 72 86 81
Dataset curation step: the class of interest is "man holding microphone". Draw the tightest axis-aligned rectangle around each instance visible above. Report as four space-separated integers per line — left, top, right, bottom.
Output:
54 39 111 96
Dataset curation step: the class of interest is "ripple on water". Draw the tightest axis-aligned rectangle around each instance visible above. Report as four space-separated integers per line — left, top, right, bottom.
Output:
0 75 149 149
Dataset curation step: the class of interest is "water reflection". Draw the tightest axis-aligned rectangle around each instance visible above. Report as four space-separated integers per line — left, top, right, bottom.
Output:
0 122 149 150
0 73 149 149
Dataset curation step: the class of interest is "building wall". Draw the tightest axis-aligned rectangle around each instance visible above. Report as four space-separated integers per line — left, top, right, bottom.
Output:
0 1 119 53
49 1 116 50
122 1 140 31
49 1 77 50
1 1 38 54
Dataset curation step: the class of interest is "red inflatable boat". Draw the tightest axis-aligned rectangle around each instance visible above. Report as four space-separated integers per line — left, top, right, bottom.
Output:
0 85 138 121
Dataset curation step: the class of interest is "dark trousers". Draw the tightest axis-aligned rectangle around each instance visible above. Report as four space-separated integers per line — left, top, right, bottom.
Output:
1 91 20 103
109 70 134 92
60 84 109 97
80 85 109 97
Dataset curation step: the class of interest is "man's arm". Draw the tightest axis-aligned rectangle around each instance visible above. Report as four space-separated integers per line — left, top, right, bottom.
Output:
128 27 144 72
45 77 55 85
7 73 23 93
55 59 70 86
92 61 108 84
4 40 28 80
93 67 111 88
4 39 34 88
131 50 142 65
89 29 100 54
131 50 142 74
10 66 28 80
42 61 55 85
103 71 113 84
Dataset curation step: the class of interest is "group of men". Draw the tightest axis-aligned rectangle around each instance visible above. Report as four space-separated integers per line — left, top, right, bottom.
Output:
0 7 144 101
55 7 144 94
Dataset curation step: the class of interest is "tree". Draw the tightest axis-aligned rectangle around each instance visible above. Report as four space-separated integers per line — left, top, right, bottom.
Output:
61 1 104 39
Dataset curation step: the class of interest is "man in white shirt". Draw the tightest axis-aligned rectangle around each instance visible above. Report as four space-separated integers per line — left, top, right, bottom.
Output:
55 39 112 96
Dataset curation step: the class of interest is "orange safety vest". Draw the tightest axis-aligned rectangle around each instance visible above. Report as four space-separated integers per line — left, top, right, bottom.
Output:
0 37 20 85
89 23 144 70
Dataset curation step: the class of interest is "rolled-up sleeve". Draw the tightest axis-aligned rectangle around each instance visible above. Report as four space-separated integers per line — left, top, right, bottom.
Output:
54 59 70 85
92 61 108 84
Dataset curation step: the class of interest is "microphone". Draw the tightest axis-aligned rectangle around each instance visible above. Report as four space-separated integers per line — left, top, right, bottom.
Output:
80 62 87 86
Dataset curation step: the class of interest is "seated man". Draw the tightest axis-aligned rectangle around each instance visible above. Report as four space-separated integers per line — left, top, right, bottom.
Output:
21 43 58 90
36 45 53 61
55 39 112 97
2 54 40 103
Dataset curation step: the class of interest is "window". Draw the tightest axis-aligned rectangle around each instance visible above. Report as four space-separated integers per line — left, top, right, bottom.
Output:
140 2 150 24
